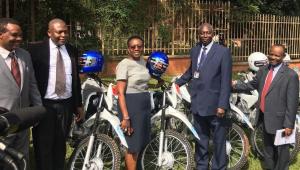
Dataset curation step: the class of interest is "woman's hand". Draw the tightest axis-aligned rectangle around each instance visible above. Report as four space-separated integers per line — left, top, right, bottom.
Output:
121 119 134 136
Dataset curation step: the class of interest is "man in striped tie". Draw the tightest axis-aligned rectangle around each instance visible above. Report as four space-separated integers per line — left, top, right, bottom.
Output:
28 18 84 170
233 44 299 170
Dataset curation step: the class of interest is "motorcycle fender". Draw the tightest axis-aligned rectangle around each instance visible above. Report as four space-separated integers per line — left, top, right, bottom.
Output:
296 114 300 132
84 92 97 112
230 103 254 130
84 109 128 148
151 106 200 140
179 85 191 103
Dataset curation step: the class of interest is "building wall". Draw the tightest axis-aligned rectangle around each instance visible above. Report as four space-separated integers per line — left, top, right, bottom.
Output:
98 56 300 77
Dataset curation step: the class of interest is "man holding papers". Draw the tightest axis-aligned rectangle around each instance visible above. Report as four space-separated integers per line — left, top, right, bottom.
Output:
233 44 299 170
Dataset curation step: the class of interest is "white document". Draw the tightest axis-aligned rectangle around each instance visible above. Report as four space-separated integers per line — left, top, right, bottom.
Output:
274 128 296 146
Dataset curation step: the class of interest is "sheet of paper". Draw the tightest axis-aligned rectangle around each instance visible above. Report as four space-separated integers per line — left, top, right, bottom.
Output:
274 128 296 146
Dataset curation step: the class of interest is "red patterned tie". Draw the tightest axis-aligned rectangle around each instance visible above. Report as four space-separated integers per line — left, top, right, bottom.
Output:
260 67 274 113
10 52 21 87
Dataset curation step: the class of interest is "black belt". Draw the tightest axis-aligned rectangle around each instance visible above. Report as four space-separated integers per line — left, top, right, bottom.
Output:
43 97 72 104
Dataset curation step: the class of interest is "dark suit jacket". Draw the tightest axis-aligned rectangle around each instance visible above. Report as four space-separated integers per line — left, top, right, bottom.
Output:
176 42 232 116
28 40 82 112
234 64 299 134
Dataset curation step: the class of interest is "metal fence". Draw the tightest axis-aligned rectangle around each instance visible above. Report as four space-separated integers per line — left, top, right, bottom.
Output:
101 0 300 62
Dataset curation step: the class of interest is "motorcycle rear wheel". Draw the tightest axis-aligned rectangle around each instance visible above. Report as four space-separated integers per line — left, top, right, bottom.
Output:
250 121 300 163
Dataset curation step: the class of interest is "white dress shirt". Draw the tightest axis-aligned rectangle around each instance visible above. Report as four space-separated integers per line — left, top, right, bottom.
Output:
44 39 72 99
197 40 214 66
0 46 24 89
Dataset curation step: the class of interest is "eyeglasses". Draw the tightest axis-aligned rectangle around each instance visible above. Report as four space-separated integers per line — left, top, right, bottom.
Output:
129 45 143 50
199 31 213 36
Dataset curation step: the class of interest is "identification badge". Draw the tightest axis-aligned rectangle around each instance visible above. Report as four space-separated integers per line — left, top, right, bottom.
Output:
193 71 200 78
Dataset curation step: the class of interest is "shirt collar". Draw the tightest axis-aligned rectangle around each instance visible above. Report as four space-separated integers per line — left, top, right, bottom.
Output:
49 38 66 50
202 40 214 52
269 62 282 70
0 46 14 59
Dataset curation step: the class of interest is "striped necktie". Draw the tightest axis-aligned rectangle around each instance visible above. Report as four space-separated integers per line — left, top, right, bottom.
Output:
55 46 66 96
197 47 207 70
9 51 21 87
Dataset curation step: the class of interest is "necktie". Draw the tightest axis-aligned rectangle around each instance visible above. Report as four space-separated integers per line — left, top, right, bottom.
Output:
260 67 274 113
9 52 21 87
197 47 207 70
55 46 66 96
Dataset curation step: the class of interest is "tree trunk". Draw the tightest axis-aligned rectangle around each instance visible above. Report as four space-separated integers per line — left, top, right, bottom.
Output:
30 0 36 41
5 0 9 17
0 0 2 17
13 0 16 17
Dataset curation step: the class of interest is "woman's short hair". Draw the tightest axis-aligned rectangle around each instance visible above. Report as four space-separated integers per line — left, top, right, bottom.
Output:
127 35 144 47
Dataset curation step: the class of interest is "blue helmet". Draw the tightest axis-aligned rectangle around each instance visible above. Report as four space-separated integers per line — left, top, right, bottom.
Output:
146 51 169 78
80 50 104 73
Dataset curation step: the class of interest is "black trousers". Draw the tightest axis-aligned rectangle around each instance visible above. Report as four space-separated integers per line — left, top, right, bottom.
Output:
263 128 290 170
32 98 73 170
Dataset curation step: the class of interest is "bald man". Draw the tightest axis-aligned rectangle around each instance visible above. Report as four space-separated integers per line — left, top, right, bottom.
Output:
176 23 232 170
28 18 83 170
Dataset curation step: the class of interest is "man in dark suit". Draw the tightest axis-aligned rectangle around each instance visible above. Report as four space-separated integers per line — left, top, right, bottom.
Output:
233 44 299 170
28 18 83 170
176 23 232 170
0 18 42 169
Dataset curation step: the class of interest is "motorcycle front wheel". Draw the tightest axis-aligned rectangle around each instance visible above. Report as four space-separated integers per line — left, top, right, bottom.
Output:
141 129 194 169
68 134 121 170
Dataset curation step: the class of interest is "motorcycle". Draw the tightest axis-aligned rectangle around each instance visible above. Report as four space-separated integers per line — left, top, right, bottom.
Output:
141 82 197 169
67 73 127 170
70 74 201 169
172 80 251 170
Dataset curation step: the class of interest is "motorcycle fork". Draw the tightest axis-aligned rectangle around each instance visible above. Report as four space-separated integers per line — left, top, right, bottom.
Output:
158 91 168 166
82 94 104 170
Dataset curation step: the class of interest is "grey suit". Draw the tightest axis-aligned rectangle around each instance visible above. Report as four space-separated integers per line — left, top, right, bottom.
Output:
234 64 299 170
234 64 299 134
0 47 42 161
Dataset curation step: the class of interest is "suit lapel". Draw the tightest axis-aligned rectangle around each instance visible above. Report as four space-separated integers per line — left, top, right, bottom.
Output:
267 65 285 94
42 40 51 86
192 45 201 70
16 49 26 90
44 41 51 68
65 44 76 75
0 54 20 88
203 43 217 66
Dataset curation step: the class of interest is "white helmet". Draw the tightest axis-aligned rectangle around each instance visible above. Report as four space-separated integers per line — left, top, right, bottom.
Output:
283 53 291 64
248 52 268 72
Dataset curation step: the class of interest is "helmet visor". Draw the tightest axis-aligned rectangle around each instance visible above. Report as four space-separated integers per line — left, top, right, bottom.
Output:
254 60 268 67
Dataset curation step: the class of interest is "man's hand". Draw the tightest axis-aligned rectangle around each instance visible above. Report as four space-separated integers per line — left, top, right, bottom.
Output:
155 78 165 88
232 80 237 86
75 106 84 122
284 128 293 137
216 108 225 118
